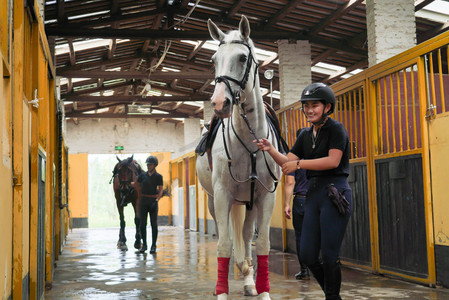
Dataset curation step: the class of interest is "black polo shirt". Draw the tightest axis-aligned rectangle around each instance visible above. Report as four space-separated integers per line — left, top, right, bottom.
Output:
290 118 350 178
137 171 163 195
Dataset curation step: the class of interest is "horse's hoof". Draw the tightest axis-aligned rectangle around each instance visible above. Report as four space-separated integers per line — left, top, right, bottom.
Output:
118 242 128 251
134 240 141 249
244 285 257 296
217 293 228 300
257 292 270 300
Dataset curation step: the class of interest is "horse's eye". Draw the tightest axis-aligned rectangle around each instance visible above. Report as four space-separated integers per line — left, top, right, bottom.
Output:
239 55 247 63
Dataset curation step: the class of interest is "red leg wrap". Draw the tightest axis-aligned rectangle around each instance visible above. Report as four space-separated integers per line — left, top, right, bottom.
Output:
256 255 270 294
216 257 230 295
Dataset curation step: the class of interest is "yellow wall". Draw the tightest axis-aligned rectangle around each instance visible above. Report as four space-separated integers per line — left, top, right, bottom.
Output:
0 0 70 298
0 15 13 299
429 112 449 246
69 154 89 219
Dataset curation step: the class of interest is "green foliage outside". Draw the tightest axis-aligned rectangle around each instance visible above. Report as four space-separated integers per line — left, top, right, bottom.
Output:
88 153 148 228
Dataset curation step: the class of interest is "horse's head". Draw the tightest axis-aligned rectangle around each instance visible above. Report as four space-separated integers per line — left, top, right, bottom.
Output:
116 158 134 185
208 15 259 118
114 156 142 206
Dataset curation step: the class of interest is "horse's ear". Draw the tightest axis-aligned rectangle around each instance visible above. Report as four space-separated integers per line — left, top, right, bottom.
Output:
208 18 225 42
239 15 250 41
116 155 121 162
131 154 134 161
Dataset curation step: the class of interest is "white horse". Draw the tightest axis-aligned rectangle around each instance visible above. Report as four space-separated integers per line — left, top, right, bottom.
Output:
196 15 280 300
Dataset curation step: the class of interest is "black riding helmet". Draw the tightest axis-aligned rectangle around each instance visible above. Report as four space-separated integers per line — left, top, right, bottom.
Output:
145 156 158 166
299 83 335 125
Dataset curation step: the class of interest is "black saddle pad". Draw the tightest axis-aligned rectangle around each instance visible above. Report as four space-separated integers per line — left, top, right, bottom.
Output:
195 116 222 155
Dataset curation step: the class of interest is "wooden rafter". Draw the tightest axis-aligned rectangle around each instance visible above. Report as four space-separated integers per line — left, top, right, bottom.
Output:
58 70 214 80
64 95 210 103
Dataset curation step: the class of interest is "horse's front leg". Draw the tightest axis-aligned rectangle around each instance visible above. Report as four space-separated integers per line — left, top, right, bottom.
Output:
214 190 233 299
255 194 276 300
116 197 128 251
240 208 257 296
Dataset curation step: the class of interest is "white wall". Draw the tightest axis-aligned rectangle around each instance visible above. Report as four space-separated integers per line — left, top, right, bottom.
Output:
66 118 188 155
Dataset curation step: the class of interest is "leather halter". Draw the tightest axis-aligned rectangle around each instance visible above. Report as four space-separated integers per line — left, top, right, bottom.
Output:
214 40 259 105
215 40 278 210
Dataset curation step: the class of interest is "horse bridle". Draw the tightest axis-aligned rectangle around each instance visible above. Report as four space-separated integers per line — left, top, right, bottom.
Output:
215 40 279 210
215 40 259 105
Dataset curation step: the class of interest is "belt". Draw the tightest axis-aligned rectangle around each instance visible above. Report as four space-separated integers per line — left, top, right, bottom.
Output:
294 194 306 197
141 194 158 198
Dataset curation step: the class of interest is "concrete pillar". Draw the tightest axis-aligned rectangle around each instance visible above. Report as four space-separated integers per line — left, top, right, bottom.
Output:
183 118 201 147
366 0 416 67
203 101 214 123
278 40 312 109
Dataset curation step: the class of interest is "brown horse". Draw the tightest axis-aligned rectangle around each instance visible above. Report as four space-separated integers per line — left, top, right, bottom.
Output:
112 155 143 251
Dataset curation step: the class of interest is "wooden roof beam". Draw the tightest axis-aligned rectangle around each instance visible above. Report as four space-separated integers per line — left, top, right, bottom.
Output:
415 0 435 11
228 0 249 18
46 27 366 56
66 112 190 119
322 59 367 83
57 0 66 24
67 38 76 66
64 95 210 103
58 70 214 80
61 80 133 96
58 52 150 71
309 0 364 36
264 0 306 29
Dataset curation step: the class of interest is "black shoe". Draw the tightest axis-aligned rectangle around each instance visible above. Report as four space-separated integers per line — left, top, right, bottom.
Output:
150 245 156 254
295 268 310 280
139 245 147 253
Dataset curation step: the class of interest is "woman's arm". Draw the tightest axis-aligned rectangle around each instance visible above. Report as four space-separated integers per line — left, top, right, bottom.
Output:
281 148 343 174
283 174 295 219
254 138 298 166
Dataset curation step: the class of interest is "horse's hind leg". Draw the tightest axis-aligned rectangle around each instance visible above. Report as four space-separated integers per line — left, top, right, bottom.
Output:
207 194 218 237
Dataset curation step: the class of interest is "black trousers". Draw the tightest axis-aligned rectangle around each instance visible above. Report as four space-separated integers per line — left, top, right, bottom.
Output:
139 197 159 247
300 176 352 265
292 195 306 266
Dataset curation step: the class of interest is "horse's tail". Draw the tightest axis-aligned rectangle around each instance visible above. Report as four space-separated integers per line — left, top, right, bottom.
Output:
230 204 246 264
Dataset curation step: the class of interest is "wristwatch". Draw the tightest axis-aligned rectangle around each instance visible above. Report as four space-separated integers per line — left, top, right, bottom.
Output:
296 160 301 170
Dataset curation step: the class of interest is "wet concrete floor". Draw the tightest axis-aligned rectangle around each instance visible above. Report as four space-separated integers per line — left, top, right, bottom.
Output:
45 226 449 299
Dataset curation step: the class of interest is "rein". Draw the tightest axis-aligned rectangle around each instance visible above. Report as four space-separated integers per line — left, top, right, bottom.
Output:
216 40 279 210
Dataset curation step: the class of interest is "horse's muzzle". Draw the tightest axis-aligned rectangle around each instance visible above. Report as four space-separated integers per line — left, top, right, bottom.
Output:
213 98 231 118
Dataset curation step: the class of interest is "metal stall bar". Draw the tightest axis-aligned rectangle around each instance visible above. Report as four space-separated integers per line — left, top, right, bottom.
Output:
437 48 445 113
403 69 410 151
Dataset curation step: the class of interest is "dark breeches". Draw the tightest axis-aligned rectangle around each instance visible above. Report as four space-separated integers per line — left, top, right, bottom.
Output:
292 195 306 263
139 198 159 246
300 176 352 265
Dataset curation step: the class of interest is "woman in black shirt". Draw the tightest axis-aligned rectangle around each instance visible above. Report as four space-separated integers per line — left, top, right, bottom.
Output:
255 83 352 300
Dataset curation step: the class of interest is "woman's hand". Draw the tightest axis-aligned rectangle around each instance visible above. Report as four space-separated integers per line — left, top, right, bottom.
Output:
254 138 273 152
284 204 292 219
281 160 298 175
